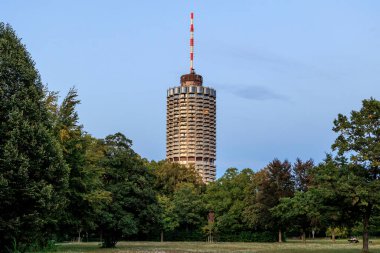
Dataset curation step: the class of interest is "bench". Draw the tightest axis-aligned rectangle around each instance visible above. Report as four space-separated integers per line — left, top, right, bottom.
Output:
348 238 359 243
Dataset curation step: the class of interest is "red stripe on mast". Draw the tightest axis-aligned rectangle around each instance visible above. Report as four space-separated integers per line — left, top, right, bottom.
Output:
190 12 194 72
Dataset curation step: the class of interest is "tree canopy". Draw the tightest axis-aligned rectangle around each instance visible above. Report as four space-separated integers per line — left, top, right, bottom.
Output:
332 98 380 252
0 23 69 252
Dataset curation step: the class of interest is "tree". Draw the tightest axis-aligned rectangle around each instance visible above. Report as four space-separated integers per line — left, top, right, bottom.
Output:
244 159 294 242
0 23 69 252
97 133 159 248
311 156 358 243
157 195 179 242
204 168 253 236
293 158 314 192
152 160 202 196
51 89 111 242
271 190 322 242
332 98 380 253
172 183 205 233
151 160 204 242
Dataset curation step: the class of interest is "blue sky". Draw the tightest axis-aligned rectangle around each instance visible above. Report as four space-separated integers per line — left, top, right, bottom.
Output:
2 1 379 177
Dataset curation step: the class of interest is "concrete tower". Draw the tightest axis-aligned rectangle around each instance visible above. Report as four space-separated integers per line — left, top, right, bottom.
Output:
166 13 216 183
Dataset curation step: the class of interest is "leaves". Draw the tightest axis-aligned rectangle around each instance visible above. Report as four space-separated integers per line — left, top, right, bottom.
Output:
97 133 160 247
0 23 69 252
332 98 380 170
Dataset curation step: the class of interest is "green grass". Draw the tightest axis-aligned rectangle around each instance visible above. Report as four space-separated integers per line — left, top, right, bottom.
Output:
51 240 380 253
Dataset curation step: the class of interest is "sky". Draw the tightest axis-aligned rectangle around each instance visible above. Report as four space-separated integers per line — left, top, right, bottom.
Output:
1 1 379 178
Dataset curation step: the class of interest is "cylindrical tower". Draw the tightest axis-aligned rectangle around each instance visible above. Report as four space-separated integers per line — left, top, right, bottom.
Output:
166 71 216 183
166 12 216 183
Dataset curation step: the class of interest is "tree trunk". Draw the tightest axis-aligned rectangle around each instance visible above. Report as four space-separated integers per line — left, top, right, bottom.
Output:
312 229 315 239
161 230 164 242
332 228 336 243
77 228 82 243
278 228 282 243
362 205 372 253
302 230 306 243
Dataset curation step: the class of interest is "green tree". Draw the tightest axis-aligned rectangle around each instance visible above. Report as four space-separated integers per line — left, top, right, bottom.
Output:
204 168 253 236
244 159 294 242
0 23 69 252
152 160 202 195
158 195 179 242
270 158 317 241
271 190 322 242
311 156 358 242
52 89 111 241
172 183 205 233
332 98 380 252
97 133 159 248
151 160 204 242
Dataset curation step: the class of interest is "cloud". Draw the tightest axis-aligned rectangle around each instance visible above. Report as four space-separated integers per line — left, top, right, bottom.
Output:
233 85 288 101
214 83 288 101
221 44 343 81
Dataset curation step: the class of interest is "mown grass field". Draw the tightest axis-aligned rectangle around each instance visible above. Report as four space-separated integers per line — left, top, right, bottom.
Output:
52 239 380 253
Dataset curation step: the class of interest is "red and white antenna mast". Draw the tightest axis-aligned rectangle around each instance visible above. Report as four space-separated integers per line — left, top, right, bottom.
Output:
190 12 194 73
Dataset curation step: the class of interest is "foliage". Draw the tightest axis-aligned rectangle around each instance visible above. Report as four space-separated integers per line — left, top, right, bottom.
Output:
326 227 348 238
312 156 359 231
97 133 159 248
271 190 321 241
152 160 203 195
332 98 380 252
158 194 179 241
332 98 380 169
204 168 253 235
244 159 294 242
293 158 314 192
172 183 205 231
202 221 217 242
48 88 112 241
0 23 69 252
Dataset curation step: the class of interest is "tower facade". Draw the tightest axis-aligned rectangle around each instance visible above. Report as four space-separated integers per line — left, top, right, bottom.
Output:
166 13 216 183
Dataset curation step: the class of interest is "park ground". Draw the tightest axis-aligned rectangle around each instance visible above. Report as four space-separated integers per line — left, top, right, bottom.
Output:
52 239 380 253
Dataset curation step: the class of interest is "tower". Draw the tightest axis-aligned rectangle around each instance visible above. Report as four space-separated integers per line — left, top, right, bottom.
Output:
166 12 216 183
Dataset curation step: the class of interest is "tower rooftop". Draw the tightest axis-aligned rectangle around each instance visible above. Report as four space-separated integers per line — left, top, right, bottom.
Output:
180 70 203 86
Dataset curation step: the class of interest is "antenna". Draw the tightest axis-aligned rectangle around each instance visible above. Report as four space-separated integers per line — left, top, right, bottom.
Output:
190 12 194 73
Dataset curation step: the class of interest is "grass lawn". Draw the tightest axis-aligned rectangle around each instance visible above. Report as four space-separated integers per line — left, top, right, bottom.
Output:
52 239 380 253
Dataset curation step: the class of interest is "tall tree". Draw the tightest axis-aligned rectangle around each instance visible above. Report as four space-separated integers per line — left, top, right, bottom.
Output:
204 168 253 235
152 160 202 196
151 160 204 241
293 158 314 192
0 23 69 252
172 183 205 233
51 89 111 241
158 194 179 242
310 156 359 242
271 190 322 242
332 98 380 253
97 133 159 248
244 159 294 242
